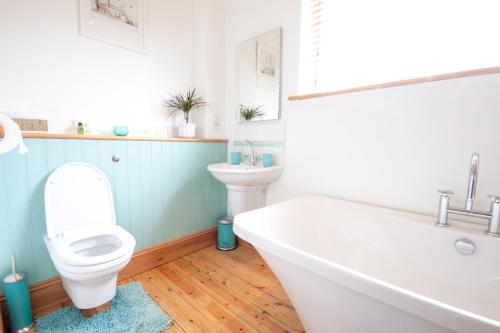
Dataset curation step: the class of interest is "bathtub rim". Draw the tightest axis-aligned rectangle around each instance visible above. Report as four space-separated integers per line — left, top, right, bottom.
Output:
233 195 500 332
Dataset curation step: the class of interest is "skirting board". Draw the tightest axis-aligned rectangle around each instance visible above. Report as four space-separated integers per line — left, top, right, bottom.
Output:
0 226 217 325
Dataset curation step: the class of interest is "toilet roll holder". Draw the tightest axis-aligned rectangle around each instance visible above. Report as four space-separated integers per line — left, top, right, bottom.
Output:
0 115 28 155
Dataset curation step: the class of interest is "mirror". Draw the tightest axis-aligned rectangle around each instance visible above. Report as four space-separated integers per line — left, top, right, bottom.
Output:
236 28 281 122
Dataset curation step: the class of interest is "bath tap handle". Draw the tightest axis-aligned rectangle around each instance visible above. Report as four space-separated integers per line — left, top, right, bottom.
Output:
437 190 453 227
487 195 500 203
487 195 500 236
438 190 454 197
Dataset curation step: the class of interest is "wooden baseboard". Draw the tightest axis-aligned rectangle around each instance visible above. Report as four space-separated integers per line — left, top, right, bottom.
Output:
0 227 217 324
119 226 217 279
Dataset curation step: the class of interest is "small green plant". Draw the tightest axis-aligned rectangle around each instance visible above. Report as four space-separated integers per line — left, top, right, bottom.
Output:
162 88 206 123
240 105 264 121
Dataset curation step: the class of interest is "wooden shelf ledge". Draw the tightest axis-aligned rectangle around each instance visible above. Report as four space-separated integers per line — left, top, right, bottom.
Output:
22 132 228 143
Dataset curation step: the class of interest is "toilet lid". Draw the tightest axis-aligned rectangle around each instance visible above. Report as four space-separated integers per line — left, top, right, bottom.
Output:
45 162 116 239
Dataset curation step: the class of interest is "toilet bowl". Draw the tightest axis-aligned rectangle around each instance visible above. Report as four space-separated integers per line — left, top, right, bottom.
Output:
44 162 136 309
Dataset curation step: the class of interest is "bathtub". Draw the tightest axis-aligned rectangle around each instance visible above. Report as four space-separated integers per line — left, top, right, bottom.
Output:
233 195 500 333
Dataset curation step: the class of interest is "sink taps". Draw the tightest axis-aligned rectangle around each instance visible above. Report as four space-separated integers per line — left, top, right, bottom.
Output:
465 153 480 211
436 153 500 236
243 140 256 166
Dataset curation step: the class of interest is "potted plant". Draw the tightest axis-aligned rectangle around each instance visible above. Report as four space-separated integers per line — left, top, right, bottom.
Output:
162 88 206 138
240 104 264 122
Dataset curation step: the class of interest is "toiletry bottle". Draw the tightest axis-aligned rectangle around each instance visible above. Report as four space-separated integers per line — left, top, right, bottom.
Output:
77 122 85 135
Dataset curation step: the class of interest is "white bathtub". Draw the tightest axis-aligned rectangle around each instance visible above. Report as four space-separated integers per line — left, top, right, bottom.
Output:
233 195 500 333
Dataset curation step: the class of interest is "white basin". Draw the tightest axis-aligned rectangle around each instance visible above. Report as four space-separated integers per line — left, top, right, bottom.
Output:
207 163 284 215
207 163 284 186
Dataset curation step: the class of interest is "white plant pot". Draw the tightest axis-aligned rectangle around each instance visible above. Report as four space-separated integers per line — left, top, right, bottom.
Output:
178 123 196 138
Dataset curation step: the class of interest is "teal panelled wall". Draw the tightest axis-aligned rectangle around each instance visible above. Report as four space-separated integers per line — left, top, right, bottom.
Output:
0 139 227 289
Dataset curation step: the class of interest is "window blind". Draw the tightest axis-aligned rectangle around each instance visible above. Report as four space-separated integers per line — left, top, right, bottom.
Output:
299 0 500 94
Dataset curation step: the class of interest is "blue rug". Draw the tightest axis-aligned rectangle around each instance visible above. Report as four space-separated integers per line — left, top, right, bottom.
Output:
36 282 172 333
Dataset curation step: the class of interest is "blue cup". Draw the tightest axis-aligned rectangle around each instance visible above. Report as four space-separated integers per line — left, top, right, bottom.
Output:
262 153 273 167
231 152 241 165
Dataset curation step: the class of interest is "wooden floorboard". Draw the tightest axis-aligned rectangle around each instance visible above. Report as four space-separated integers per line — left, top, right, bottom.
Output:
34 245 305 333
167 259 297 333
198 246 293 305
183 251 304 332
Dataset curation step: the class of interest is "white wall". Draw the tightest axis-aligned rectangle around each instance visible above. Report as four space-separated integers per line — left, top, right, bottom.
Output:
191 0 226 138
225 0 500 216
0 0 223 136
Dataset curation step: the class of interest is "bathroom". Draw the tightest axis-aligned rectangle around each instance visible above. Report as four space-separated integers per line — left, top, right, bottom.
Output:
0 0 499 332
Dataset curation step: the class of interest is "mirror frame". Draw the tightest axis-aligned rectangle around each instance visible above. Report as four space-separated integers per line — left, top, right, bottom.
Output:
235 28 282 123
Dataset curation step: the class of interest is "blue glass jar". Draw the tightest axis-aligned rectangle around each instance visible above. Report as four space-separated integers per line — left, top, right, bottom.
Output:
217 216 237 251
113 126 129 136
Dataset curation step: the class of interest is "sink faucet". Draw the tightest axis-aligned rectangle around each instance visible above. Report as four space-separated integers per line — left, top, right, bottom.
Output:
436 153 500 236
243 140 256 166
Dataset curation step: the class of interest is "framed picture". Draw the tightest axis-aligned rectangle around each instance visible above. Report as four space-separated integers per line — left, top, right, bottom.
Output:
256 41 279 91
79 0 146 53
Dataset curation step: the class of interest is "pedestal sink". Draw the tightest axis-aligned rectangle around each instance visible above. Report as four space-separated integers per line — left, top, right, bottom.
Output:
208 163 284 215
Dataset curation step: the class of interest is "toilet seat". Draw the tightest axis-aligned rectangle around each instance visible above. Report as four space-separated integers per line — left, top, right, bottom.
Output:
45 225 135 267
44 162 136 309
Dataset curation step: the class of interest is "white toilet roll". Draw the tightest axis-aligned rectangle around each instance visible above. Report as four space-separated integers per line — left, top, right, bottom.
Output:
0 114 28 155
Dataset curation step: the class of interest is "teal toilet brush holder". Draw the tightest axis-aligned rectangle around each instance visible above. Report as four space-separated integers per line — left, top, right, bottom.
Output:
3 253 33 332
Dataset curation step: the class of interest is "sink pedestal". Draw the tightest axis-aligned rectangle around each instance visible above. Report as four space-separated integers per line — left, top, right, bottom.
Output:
227 185 268 216
207 163 283 217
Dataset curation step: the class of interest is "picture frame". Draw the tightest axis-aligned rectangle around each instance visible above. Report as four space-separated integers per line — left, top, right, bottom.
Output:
256 41 279 91
79 0 146 53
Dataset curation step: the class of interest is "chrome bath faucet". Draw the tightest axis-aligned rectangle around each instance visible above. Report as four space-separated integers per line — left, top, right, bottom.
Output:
436 153 500 236
465 153 480 211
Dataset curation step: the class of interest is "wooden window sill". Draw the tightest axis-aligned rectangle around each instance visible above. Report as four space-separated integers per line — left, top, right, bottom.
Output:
288 66 500 101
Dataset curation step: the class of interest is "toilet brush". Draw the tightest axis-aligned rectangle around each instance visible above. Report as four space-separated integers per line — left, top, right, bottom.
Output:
3 252 33 332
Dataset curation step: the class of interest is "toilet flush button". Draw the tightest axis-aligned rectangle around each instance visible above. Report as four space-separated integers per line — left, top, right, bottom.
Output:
455 238 475 255
112 154 120 162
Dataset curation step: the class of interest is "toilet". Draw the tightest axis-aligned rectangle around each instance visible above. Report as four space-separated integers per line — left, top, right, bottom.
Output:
44 162 136 309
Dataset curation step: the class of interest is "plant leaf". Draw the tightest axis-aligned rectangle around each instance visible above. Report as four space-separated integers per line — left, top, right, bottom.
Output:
161 88 207 123
240 104 264 121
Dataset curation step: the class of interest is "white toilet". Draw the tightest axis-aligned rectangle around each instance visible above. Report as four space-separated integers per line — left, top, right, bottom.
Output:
44 162 136 309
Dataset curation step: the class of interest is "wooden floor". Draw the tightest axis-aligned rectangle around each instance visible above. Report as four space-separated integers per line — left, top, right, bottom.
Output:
36 243 305 333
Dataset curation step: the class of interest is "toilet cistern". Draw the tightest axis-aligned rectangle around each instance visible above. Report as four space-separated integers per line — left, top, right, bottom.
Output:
436 153 500 236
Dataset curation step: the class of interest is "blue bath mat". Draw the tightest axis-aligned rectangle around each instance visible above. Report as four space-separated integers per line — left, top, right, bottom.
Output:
36 282 172 333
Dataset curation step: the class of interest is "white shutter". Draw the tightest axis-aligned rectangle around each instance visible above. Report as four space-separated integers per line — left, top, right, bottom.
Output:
299 0 500 94
301 0 328 91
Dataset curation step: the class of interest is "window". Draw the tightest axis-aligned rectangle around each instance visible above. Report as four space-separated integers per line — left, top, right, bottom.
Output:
299 0 500 94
